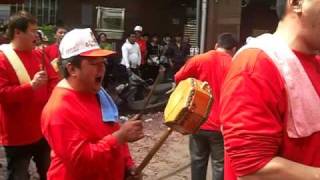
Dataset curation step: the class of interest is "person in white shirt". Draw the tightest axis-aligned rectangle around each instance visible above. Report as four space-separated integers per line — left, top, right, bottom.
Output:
121 32 141 75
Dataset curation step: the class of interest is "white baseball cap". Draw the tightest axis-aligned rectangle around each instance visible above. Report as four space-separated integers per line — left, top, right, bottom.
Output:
59 28 115 59
134 25 143 32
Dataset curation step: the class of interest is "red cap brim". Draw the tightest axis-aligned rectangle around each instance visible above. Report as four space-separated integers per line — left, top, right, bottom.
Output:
80 49 115 57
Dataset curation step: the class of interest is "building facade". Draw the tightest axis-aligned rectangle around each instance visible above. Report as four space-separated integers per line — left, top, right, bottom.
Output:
0 0 278 51
205 0 277 49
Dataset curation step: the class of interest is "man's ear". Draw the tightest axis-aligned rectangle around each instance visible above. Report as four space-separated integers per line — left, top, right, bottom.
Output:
14 29 21 37
232 47 237 55
66 63 78 77
289 0 303 13
214 43 219 50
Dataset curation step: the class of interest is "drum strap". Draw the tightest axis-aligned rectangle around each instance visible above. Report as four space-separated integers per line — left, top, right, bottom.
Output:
0 44 31 84
51 58 59 72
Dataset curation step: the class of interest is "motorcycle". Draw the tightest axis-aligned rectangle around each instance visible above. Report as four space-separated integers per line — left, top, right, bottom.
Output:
104 64 175 112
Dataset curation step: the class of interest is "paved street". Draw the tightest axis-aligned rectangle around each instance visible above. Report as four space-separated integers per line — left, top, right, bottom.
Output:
0 147 40 180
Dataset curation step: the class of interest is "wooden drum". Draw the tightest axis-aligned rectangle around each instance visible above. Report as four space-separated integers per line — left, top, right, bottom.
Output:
164 78 213 134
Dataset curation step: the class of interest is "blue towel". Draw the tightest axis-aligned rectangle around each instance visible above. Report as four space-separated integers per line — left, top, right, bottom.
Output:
97 88 119 123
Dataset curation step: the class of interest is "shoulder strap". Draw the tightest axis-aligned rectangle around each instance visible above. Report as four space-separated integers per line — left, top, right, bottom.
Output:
0 44 31 84
50 58 59 72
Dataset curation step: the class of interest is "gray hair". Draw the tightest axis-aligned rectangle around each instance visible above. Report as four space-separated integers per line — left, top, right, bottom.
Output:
58 56 83 78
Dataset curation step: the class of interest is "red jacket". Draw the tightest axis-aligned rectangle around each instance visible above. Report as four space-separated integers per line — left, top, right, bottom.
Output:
0 48 59 146
221 49 320 179
42 86 134 180
136 38 147 65
175 50 232 131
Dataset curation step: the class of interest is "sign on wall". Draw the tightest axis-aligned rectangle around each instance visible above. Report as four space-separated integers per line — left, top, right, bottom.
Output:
96 6 125 40
0 5 10 26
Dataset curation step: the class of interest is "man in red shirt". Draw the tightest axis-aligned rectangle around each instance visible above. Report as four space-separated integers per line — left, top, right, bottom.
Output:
0 11 59 180
45 25 67 73
45 25 66 62
220 0 320 179
41 28 144 180
134 25 147 66
175 33 237 180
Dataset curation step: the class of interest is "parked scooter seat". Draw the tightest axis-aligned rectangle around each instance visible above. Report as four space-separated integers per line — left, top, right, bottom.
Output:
147 82 175 95
128 72 147 86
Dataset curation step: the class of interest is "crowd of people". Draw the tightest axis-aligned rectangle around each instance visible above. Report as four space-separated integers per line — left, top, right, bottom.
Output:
0 11 143 180
114 25 192 81
1 0 320 180
0 23 193 82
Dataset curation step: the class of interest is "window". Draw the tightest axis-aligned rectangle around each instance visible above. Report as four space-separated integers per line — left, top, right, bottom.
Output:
10 0 58 25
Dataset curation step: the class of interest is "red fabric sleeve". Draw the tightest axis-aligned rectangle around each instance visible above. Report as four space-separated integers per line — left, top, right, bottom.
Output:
46 64 59 93
0 53 34 104
124 144 135 169
174 56 198 84
45 118 124 176
220 49 286 176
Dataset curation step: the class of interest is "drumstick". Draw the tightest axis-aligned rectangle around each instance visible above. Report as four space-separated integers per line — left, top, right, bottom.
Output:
133 67 172 174
134 66 166 119
40 46 46 71
135 128 173 174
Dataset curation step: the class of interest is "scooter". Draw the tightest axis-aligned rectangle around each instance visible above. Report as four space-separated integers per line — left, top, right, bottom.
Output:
104 64 175 112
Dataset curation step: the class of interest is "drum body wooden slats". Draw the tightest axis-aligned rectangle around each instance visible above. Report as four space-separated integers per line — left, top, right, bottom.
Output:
164 78 213 134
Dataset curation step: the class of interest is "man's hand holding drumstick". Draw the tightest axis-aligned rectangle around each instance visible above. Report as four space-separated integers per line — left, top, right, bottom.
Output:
112 114 144 180
30 70 48 90
31 46 48 90
113 114 144 144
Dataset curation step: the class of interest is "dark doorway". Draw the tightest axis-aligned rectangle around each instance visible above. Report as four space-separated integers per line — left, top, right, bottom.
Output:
240 0 278 44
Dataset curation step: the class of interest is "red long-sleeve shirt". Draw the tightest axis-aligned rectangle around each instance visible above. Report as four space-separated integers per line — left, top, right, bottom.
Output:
0 49 58 146
220 48 320 179
175 50 232 131
41 86 134 180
